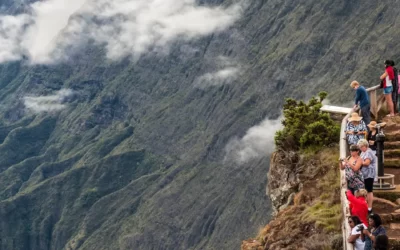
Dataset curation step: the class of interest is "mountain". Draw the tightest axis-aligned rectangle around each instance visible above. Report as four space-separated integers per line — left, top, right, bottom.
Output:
0 0 398 250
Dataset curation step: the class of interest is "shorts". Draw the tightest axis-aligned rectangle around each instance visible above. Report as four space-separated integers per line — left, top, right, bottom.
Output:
384 86 393 94
364 178 374 192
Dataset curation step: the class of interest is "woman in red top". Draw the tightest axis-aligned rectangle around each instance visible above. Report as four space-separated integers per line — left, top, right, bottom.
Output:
380 60 395 117
347 189 369 226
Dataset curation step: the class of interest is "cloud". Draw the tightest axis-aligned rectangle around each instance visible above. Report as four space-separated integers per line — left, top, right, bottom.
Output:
194 67 241 88
194 56 243 88
0 0 243 64
23 89 73 113
224 117 283 164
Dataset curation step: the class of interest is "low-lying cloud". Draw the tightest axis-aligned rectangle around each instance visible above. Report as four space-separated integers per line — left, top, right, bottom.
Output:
194 67 241 88
225 117 283 164
0 0 243 64
24 89 73 113
194 56 243 88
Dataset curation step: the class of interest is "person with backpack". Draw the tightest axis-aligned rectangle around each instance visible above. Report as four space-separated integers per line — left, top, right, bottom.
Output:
380 60 395 117
386 60 398 113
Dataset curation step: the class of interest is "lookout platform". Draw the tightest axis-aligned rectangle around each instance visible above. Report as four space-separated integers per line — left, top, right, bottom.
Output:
322 89 400 249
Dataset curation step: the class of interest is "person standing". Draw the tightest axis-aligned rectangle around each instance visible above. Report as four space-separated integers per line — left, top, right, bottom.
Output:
389 60 399 113
345 113 368 145
340 144 365 194
350 81 371 126
357 139 377 213
380 60 395 117
347 216 366 250
362 213 387 250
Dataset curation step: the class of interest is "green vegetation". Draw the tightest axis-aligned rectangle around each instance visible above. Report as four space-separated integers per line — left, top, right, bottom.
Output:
275 92 340 152
256 148 342 249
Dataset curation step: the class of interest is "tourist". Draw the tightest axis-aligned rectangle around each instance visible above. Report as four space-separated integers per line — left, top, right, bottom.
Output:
346 189 368 226
388 60 399 113
362 213 387 250
380 60 395 117
340 144 364 194
350 81 371 126
374 234 389 250
345 113 368 145
347 216 366 250
357 139 376 213
367 121 378 155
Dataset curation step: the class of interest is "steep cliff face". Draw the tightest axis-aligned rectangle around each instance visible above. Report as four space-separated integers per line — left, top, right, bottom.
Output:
242 148 342 250
267 151 301 214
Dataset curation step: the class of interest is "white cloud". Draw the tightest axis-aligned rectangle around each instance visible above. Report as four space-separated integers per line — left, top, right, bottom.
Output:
0 0 243 64
224 117 283 164
194 67 241 88
0 14 31 62
22 0 85 63
23 89 73 113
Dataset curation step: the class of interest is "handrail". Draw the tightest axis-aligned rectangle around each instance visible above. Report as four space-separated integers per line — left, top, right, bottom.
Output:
366 84 383 119
366 85 380 92
340 109 354 250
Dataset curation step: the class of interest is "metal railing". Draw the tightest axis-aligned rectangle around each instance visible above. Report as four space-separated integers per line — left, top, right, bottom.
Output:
340 109 354 250
340 84 382 249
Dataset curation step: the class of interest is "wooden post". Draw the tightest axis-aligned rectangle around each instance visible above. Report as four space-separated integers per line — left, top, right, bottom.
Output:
369 89 377 119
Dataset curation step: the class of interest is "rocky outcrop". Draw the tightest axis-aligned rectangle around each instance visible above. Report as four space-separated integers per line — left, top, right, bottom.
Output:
243 148 342 250
267 150 302 213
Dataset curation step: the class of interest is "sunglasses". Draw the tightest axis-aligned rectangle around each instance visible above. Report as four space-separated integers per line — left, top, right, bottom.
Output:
348 221 354 224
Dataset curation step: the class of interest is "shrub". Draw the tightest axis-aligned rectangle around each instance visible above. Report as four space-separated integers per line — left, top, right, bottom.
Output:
275 92 340 151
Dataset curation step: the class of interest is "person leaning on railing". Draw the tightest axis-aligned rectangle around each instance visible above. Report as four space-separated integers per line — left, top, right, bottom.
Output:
340 145 365 194
350 80 371 126
347 215 367 250
346 189 368 226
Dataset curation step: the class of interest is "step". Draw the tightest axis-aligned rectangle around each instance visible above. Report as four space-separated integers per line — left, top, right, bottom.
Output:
385 141 400 150
385 131 400 142
384 158 400 168
385 149 400 158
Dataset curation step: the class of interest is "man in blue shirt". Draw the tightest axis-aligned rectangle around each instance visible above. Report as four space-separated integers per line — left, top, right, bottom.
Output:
351 80 371 127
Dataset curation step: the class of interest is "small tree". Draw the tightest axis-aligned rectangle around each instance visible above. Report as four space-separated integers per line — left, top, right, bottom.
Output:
275 92 340 151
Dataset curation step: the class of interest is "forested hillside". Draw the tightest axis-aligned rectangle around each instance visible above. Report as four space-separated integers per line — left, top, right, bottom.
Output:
0 1 398 250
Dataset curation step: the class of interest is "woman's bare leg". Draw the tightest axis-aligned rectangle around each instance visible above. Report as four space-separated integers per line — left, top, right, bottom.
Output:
385 93 395 116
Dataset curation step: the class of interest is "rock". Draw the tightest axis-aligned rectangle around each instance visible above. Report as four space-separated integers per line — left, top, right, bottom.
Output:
241 239 263 250
267 151 301 213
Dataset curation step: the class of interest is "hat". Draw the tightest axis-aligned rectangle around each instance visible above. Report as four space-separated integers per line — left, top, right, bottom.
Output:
367 121 377 129
348 112 363 122
367 121 386 129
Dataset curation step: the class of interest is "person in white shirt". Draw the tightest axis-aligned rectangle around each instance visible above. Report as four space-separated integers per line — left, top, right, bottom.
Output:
347 216 367 250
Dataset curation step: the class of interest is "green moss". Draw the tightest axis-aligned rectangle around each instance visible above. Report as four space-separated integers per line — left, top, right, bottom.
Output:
302 201 341 233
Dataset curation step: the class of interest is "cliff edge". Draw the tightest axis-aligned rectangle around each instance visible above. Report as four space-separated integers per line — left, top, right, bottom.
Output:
242 147 343 250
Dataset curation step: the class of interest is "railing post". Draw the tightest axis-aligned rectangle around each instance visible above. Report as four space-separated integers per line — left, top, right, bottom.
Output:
369 89 377 118
376 128 385 177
